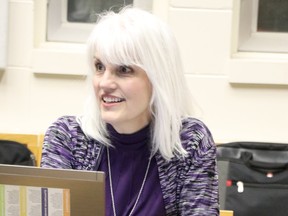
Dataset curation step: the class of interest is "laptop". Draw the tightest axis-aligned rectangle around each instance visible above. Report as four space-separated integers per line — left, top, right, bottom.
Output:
0 164 105 216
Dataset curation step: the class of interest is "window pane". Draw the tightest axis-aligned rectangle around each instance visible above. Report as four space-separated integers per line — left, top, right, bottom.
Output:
257 0 288 32
67 0 133 23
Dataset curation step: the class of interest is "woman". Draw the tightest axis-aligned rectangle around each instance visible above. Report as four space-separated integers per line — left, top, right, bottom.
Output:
41 7 219 216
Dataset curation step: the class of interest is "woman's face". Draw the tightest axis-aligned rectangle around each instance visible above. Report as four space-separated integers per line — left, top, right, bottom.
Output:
93 57 152 134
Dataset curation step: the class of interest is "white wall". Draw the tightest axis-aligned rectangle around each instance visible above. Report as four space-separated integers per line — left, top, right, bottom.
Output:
0 0 288 144
0 0 8 69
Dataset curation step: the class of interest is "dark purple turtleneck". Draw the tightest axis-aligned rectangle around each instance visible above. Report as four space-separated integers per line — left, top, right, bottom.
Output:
98 124 166 216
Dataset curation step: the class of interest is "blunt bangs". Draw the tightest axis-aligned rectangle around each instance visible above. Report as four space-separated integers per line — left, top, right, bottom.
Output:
88 14 143 68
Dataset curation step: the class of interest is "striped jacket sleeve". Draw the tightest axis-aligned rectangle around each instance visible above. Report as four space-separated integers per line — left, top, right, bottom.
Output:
179 118 219 215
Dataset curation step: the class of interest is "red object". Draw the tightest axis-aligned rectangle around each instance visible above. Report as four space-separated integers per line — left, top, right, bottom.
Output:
226 180 232 187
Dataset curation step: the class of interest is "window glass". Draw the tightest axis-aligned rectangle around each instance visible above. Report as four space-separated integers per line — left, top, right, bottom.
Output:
257 0 288 32
67 0 133 23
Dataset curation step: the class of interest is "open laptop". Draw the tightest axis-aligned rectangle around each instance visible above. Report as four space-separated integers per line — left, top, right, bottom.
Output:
0 164 105 216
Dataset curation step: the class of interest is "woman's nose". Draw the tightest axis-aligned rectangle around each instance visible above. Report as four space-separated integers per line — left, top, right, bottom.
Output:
99 70 117 90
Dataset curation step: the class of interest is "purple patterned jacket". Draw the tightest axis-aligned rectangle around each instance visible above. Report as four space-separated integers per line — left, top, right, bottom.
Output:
41 116 219 215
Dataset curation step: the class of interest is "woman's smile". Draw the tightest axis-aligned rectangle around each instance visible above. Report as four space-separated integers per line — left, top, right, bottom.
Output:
101 95 126 109
102 95 126 104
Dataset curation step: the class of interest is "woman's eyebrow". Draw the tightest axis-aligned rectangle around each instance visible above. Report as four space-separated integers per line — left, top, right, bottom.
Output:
93 57 103 63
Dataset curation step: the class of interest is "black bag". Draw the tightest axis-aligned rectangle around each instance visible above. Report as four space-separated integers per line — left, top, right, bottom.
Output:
217 141 288 216
0 140 36 166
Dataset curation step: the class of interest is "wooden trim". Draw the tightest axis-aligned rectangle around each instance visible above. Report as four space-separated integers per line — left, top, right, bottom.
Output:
220 210 234 216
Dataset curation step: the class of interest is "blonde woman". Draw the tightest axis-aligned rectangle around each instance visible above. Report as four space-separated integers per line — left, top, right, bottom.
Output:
41 7 219 216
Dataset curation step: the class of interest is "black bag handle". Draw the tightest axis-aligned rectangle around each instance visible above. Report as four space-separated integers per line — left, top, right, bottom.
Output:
240 151 288 173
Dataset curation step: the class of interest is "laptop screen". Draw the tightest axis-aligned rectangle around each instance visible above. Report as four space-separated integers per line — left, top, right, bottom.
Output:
0 164 105 216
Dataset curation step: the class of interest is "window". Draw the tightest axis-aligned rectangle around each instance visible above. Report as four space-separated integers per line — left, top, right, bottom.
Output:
238 0 288 53
32 0 153 75
229 0 288 85
47 0 153 43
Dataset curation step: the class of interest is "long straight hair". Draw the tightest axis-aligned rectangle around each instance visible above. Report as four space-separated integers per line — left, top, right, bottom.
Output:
78 7 193 161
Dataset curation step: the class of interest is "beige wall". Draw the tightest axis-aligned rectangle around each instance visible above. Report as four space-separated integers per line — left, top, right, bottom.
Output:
0 0 288 144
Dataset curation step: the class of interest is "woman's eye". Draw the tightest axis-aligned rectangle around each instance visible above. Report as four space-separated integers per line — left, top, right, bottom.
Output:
95 62 105 72
118 66 133 74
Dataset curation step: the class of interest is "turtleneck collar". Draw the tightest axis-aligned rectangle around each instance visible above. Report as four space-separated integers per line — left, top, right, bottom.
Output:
106 124 151 150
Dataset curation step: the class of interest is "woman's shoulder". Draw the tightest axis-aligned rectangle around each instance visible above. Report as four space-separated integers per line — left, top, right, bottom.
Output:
181 117 213 140
180 117 216 161
51 115 79 127
46 115 84 140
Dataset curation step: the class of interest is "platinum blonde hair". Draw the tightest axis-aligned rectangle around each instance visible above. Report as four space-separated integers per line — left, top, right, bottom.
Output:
79 7 193 160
